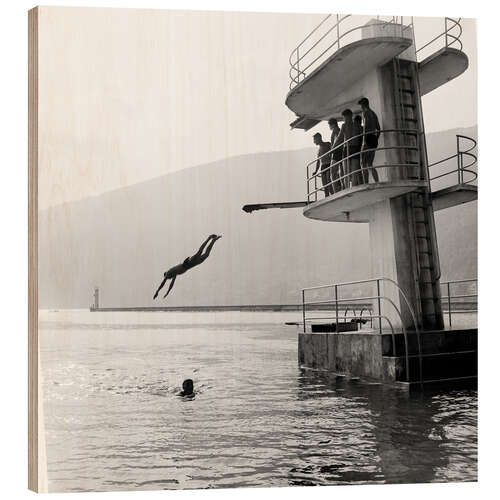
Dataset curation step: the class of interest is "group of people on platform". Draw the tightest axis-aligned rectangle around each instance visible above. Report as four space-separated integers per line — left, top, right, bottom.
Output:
313 97 381 197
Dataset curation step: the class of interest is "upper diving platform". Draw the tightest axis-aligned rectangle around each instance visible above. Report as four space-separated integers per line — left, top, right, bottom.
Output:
286 16 413 123
287 16 469 130
286 35 412 120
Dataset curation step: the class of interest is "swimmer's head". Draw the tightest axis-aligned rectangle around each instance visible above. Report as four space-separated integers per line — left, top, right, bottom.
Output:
182 379 194 395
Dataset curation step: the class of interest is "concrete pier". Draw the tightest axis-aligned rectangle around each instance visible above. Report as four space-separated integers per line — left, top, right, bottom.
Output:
298 328 477 389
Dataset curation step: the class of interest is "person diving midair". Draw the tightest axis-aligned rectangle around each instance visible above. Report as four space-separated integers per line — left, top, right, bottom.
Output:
153 234 222 299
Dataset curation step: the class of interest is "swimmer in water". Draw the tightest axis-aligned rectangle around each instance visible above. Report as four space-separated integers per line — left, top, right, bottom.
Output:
177 379 194 398
153 234 222 299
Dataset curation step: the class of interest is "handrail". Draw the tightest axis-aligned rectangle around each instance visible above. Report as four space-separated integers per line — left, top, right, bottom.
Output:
440 278 477 327
289 16 463 90
305 132 477 204
359 307 373 329
343 307 356 322
306 128 422 203
289 14 351 87
289 16 412 89
429 134 477 187
416 17 463 55
301 277 422 383
341 306 373 329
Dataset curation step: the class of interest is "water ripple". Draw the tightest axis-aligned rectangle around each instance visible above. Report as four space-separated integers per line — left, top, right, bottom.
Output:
40 313 477 492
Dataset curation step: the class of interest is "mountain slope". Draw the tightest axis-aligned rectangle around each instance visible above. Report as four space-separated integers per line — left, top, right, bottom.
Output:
39 126 477 308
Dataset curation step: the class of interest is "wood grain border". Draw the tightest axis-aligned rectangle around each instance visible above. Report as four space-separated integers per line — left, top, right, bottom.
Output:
28 6 39 492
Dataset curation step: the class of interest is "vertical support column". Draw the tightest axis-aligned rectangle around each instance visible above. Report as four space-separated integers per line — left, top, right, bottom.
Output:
334 285 339 327
368 57 444 331
369 198 419 331
302 289 306 333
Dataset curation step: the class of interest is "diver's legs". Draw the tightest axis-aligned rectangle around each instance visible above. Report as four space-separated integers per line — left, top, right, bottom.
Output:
201 235 221 259
195 235 216 258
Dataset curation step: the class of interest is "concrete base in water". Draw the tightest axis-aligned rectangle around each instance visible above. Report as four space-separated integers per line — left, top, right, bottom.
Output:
298 328 477 390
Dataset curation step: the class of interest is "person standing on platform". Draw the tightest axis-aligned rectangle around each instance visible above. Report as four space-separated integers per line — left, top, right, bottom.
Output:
352 115 364 185
313 133 333 197
359 97 381 183
328 118 343 193
332 109 363 187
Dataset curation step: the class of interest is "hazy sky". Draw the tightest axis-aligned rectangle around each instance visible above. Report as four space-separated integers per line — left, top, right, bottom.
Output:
38 8 477 209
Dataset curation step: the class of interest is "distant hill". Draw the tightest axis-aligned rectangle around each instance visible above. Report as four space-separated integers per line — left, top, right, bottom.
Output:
39 126 477 308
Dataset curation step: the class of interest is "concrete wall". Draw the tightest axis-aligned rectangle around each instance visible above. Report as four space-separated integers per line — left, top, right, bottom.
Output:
362 19 416 62
298 332 395 382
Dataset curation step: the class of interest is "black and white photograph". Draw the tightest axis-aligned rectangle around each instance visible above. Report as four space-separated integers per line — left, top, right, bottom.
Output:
27 5 477 494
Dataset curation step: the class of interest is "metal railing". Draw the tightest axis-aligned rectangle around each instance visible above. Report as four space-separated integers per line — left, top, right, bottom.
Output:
301 277 422 383
416 17 463 55
306 132 477 204
289 16 463 90
307 128 422 203
429 134 477 187
341 307 374 328
440 278 477 328
289 15 413 89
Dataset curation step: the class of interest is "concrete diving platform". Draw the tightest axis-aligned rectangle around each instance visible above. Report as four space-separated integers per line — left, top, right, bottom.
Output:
418 47 469 96
431 183 477 211
286 36 412 121
303 180 427 222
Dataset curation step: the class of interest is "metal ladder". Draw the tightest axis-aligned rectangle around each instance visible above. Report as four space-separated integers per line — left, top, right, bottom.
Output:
393 57 444 330
393 58 419 178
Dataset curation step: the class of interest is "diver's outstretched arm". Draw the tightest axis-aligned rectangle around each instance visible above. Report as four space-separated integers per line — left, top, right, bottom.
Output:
163 276 177 298
153 275 168 299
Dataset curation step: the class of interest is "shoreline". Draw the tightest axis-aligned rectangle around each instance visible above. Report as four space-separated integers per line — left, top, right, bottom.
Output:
87 302 477 313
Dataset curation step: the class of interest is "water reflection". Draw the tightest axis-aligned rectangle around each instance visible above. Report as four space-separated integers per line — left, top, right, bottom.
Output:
290 370 477 485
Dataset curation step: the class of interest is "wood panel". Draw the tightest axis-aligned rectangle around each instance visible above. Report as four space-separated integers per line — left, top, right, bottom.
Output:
28 6 39 492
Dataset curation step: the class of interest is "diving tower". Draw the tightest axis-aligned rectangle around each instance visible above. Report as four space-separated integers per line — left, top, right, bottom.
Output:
293 16 475 332
244 15 477 388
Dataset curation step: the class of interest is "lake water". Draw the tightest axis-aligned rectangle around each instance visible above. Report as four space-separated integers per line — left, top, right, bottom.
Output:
39 310 477 492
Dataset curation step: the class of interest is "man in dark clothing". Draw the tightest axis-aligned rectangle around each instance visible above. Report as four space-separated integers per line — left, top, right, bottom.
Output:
332 109 363 187
358 97 381 183
328 118 343 192
153 234 222 299
313 132 333 197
